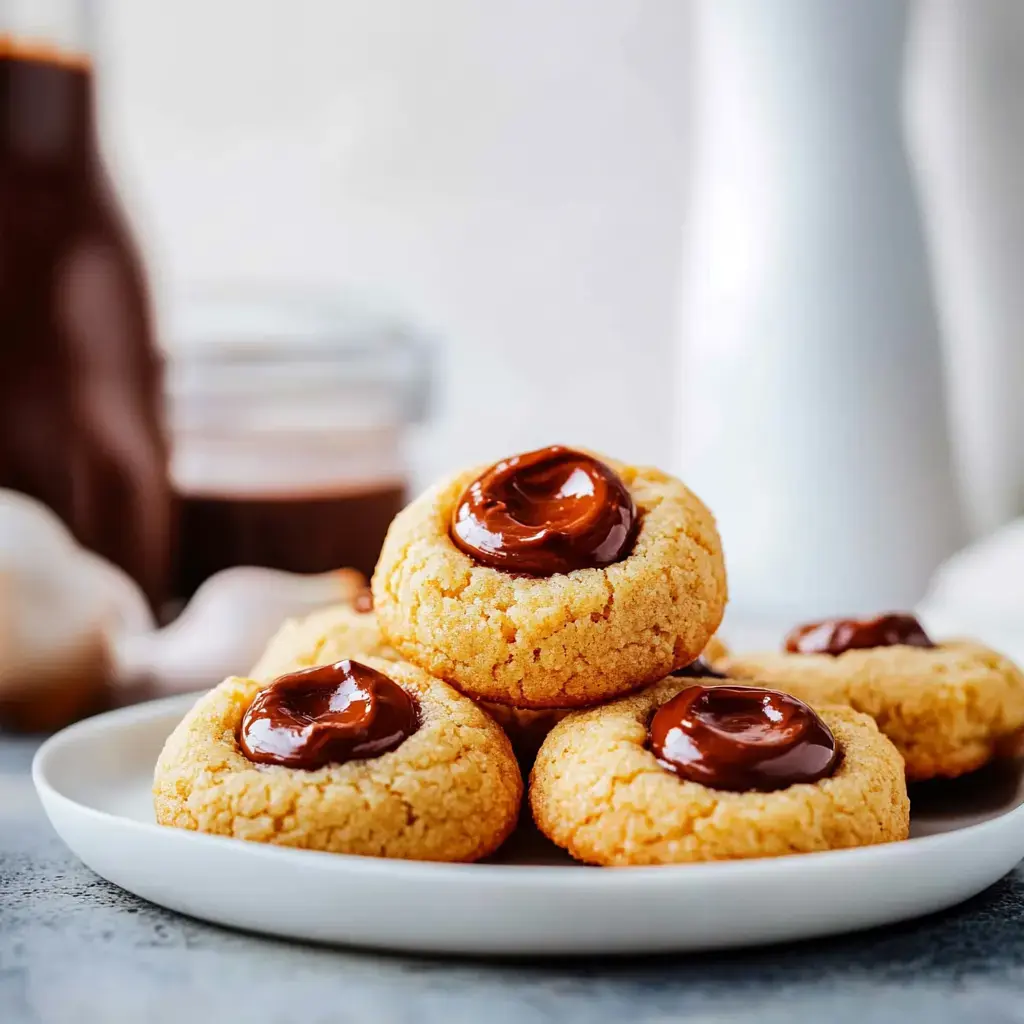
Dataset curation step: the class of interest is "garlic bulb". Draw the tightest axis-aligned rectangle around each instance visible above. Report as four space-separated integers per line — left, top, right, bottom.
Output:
0 490 152 730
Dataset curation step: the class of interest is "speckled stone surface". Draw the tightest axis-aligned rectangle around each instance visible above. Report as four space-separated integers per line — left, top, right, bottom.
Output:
3 734 1024 1024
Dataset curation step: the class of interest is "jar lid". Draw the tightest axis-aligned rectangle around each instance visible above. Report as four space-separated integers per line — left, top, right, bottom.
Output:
164 291 432 434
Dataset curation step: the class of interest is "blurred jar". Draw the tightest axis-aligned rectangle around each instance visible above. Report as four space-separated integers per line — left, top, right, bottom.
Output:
165 293 430 599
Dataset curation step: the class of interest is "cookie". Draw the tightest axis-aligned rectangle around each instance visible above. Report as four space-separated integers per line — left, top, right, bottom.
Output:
722 627 1024 781
250 602 395 681
154 655 523 861
373 446 727 708
530 677 909 865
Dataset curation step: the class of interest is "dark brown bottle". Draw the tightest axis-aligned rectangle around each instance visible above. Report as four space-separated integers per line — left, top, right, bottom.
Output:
0 36 171 608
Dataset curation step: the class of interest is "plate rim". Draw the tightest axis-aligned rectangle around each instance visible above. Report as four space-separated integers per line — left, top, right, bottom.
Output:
32 689 1024 888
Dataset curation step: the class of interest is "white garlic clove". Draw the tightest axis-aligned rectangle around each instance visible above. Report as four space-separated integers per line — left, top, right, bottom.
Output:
113 566 366 694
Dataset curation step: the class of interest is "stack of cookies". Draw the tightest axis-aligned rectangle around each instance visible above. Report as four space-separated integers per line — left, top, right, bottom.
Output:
154 446 1024 866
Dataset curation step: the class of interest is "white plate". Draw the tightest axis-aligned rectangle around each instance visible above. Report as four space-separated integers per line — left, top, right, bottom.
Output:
33 693 1024 956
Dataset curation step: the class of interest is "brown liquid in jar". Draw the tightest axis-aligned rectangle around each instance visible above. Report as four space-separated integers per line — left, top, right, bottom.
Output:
0 40 171 608
174 483 405 598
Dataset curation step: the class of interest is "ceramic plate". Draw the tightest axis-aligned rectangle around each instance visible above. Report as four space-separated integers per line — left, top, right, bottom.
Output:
33 693 1024 956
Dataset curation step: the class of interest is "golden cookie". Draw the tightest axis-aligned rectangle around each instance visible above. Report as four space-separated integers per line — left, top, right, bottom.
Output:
529 677 909 865
250 603 396 681
721 640 1024 781
372 452 727 708
153 656 523 861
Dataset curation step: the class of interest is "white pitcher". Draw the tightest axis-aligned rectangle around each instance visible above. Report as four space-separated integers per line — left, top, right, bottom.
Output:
679 0 965 619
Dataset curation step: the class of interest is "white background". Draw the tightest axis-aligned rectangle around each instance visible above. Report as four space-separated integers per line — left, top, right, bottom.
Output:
97 0 693 488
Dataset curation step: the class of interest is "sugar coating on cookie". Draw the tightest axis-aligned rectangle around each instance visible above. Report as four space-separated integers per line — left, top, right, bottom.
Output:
529 677 909 865
372 454 727 708
250 603 397 681
721 640 1024 781
154 656 523 861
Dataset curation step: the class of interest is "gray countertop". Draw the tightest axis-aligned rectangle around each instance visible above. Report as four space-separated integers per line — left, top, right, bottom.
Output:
3 733 1024 1024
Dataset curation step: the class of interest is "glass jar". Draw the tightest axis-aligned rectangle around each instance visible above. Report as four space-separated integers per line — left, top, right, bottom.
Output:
165 292 430 598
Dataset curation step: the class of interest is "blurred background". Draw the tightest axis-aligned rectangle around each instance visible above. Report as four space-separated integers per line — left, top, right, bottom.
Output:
2 0 1024 726
102 0 689 484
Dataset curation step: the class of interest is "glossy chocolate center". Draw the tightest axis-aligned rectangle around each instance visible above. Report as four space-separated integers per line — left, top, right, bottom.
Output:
449 445 638 576
239 660 419 770
649 684 839 792
784 613 935 656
